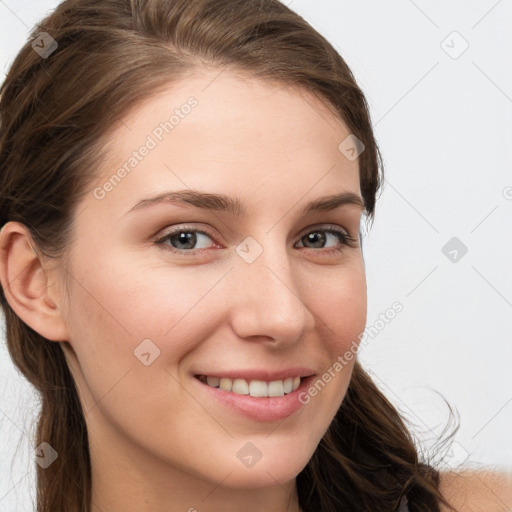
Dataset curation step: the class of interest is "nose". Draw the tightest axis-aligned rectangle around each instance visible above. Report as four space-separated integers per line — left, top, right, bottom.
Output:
228 239 315 347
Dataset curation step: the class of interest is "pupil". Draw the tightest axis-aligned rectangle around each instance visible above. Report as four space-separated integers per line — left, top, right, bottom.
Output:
172 232 196 250
307 232 325 248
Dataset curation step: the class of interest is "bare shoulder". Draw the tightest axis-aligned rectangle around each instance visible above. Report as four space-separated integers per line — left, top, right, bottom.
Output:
439 469 512 511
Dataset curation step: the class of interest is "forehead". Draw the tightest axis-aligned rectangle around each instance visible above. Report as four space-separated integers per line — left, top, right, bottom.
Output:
87 68 361 218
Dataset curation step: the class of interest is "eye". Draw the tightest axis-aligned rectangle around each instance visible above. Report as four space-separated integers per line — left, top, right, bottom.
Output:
295 225 358 254
155 225 217 254
155 224 358 255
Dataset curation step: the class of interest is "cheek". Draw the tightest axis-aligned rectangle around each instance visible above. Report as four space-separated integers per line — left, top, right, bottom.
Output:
67 245 220 342
304 262 366 412
62 248 234 410
312 261 367 351
62 259 204 442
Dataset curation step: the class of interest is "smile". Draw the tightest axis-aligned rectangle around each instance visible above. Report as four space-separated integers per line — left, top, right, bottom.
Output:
196 374 302 397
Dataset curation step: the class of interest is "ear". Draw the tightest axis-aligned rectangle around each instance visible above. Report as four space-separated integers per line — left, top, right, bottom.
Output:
0 221 69 341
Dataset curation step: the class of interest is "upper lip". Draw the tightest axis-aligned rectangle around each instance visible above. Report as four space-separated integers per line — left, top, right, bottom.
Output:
194 367 316 381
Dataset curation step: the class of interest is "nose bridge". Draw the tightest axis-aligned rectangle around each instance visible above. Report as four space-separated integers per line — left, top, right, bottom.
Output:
229 234 313 344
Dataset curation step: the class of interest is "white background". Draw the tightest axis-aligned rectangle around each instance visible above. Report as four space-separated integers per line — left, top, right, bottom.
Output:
1 0 511 510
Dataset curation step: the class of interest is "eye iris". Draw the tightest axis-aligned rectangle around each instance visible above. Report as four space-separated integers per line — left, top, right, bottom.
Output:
306 232 326 248
171 232 197 250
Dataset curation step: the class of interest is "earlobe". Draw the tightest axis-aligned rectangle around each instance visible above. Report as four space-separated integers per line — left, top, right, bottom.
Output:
0 221 70 342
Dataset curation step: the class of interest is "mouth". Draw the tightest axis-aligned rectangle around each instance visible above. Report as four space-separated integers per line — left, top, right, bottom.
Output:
194 374 307 398
192 372 317 422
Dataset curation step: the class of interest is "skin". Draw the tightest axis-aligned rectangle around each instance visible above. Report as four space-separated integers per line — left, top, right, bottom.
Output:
0 68 368 512
439 470 512 511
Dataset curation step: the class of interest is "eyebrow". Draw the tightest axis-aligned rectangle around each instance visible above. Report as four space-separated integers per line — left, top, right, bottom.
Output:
125 189 366 217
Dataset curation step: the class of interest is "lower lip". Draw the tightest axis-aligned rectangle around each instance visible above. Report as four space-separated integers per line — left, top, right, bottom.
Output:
192 375 316 422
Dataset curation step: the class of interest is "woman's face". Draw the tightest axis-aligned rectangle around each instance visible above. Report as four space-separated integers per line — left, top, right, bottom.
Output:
56 68 367 497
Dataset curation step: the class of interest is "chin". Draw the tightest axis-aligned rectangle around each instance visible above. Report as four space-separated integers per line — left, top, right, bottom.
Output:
220 467 303 490
212 448 314 490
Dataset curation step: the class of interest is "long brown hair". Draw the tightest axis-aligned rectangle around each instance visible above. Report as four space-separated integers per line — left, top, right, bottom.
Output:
0 0 459 510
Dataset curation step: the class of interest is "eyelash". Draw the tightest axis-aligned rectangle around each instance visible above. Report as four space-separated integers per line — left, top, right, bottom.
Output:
154 224 359 256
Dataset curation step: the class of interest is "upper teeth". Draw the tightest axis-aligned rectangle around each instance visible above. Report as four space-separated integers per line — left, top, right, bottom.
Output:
201 375 301 397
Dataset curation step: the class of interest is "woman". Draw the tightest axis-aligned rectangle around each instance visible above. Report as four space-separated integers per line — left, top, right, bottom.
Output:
0 0 503 510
